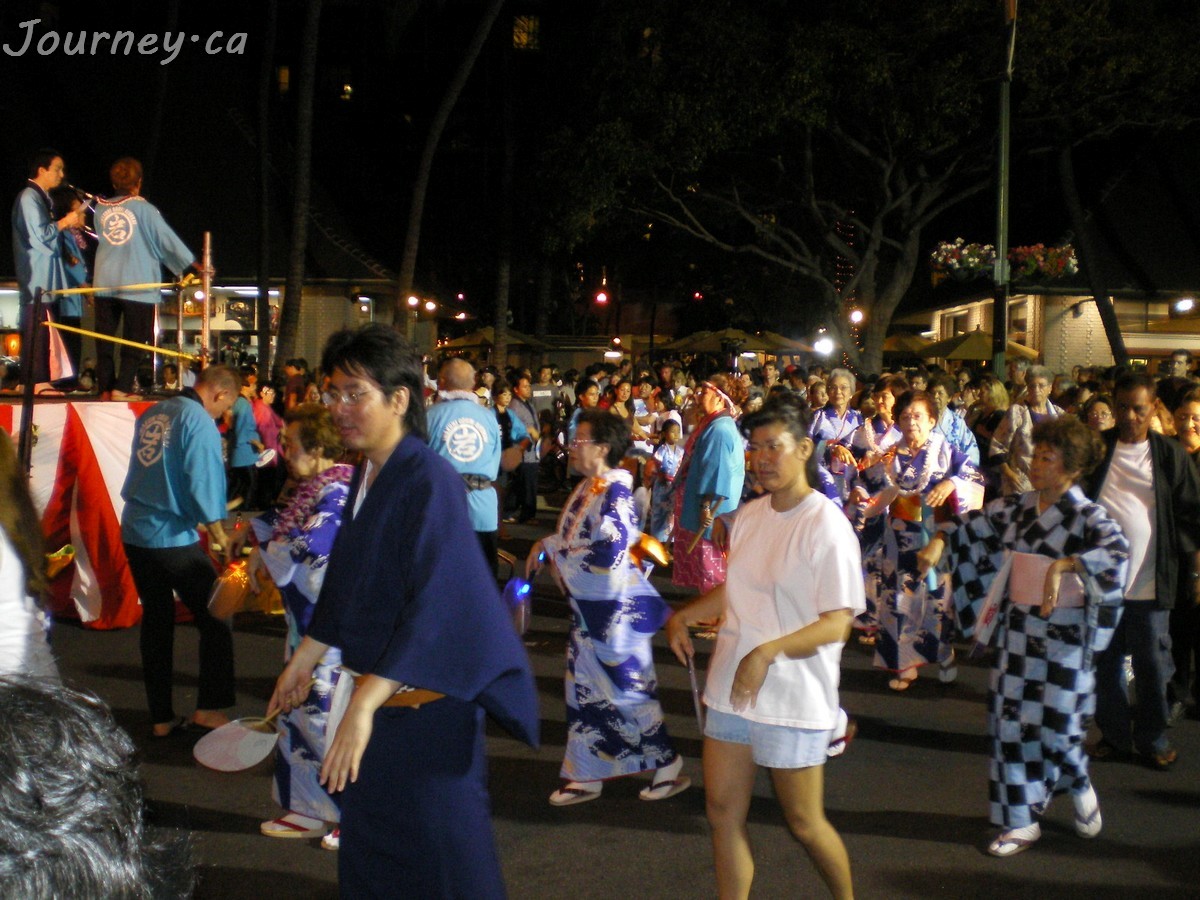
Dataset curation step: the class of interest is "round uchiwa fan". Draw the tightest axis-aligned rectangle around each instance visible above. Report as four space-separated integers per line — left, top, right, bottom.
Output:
193 713 281 772
194 678 317 772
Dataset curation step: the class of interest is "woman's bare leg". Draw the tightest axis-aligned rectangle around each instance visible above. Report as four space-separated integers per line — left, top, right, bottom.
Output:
770 764 854 900
703 737 758 900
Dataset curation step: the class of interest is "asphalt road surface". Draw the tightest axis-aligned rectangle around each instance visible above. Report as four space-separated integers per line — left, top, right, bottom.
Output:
51 515 1200 899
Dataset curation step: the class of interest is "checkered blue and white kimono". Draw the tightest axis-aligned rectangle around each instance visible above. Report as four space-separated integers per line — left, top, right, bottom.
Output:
946 486 1128 828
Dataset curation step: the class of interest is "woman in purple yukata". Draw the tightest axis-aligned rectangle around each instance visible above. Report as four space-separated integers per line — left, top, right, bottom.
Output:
809 368 864 506
919 417 1128 857
528 410 689 806
849 391 983 691
248 404 354 846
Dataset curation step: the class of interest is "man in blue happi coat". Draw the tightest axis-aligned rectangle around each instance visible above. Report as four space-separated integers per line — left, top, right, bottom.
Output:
122 364 240 737
94 157 200 400
426 357 502 572
10 148 84 390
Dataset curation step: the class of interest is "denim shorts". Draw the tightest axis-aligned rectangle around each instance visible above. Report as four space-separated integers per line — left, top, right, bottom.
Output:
704 708 831 769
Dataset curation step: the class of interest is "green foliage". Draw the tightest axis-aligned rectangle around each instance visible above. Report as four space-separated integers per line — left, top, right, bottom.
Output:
1015 0 1200 143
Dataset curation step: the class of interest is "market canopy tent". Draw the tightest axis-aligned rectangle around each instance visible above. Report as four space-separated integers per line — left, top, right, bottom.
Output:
918 328 1038 361
440 327 550 351
761 331 815 353
661 328 780 353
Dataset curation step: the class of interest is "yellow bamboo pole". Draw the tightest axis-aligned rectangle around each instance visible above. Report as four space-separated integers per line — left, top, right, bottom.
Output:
42 321 201 362
42 281 178 297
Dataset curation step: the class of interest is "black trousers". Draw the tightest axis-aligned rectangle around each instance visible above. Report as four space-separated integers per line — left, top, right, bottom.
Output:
95 296 155 393
511 461 539 521
18 301 50 384
476 530 498 578
125 542 235 724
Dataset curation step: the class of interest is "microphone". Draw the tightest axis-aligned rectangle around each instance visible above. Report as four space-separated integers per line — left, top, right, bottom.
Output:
66 182 97 201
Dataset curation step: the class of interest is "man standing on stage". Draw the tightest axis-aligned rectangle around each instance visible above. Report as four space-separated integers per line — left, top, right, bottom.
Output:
122 364 239 737
94 157 201 401
10 148 83 392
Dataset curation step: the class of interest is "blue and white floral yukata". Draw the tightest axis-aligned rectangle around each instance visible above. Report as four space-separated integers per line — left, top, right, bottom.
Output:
252 463 354 823
542 468 680 781
857 433 984 673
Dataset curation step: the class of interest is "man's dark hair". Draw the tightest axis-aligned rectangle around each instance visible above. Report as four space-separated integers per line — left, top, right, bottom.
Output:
575 378 599 403
321 324 428 441
0 677 194 899
27 148 61 180
576 408 630 467
1114 372 1157 399
928 371 957 395
197 364 240 395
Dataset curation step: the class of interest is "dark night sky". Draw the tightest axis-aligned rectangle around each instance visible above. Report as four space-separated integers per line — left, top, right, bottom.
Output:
3 1 1196 333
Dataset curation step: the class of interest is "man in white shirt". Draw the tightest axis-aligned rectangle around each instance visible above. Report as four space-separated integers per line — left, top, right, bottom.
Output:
1086 373 1200 769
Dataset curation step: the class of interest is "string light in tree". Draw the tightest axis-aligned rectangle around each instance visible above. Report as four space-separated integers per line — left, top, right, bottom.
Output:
833 216 862 367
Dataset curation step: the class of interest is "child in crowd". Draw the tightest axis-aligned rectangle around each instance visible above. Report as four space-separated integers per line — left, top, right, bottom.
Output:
646 419 684 543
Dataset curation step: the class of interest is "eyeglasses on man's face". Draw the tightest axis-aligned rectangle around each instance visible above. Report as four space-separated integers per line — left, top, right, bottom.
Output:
324 387 380 408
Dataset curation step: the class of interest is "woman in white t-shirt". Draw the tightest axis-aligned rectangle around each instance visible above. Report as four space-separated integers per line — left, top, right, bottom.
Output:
667 398 863 900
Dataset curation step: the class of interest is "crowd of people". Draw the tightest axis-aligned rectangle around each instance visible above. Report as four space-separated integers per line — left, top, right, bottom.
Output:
5 322 1200 896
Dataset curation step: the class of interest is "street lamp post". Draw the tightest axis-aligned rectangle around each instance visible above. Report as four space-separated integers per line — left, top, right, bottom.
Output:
992 2 1017 375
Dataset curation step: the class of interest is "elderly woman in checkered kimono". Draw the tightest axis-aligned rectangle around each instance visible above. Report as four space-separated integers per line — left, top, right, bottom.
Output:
919 416 1128 858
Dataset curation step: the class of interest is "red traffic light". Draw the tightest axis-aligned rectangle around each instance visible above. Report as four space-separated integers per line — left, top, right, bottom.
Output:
595 291 608 305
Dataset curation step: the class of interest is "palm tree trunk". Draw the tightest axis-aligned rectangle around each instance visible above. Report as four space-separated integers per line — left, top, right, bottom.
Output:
492 33 515 369
394 0 508 328
275 0 322 377
256 0 278 375
1058 142 1128 366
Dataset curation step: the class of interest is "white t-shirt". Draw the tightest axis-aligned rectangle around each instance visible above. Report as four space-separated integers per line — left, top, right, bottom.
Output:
705 491 866 729
1097 440 1156 600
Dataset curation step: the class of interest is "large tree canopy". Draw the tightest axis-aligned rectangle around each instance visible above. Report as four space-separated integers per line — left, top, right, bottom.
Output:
537 0 1200 372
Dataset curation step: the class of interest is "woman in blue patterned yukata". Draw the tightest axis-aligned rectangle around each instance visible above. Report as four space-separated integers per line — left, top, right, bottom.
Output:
849 391 984 691
847 374 908 644
527 409 689 806
919 416 1128 857
809 368 864 506
247 403 354 846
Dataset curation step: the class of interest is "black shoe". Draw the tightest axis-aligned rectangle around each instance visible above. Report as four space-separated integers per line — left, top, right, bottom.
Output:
1136 745 1178 771
1086 739 1130 762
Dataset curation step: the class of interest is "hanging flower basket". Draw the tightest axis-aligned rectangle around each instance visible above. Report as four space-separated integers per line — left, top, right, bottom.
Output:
1007 243 1079 281
931 238 1080 286
929 238 996 283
